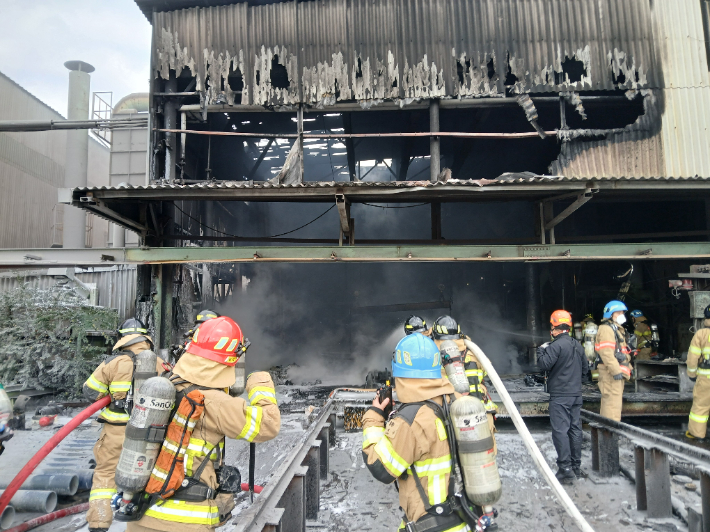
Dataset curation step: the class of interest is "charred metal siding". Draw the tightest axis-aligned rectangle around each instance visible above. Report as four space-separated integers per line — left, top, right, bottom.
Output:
151 0 710 178
153 0 657 107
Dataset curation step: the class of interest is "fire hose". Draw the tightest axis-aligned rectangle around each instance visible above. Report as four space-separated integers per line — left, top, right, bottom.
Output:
0 397 110 520
2 502 89 532
463 339 595 532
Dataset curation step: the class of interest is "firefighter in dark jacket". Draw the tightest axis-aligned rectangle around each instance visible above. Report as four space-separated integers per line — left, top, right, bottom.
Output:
537 310 589 484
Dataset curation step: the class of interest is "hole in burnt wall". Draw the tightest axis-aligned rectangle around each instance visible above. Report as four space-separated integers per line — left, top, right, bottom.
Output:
270 55 290 89
228 65 243 93
555 56 587 84
457 58 471 85
504 53 518 86
355 57 363 79
487 58 496 80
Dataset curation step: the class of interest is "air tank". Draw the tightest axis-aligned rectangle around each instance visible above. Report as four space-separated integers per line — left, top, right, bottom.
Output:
573 322 583 341
115 376 175 502
450 395 502 508
583 322 598 365
230 354 246 397
439 340 469 394
133 350 158 403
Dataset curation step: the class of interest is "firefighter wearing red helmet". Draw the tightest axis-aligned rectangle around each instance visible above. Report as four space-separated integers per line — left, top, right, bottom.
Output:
126 316 281 532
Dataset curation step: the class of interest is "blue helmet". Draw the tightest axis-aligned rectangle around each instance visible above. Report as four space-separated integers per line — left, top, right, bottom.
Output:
629 310 644 319
603 300 628 319
392 333 442 379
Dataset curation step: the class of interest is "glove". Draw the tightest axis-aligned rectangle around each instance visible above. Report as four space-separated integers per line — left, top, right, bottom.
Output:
540 342 550 349
613 373 624 380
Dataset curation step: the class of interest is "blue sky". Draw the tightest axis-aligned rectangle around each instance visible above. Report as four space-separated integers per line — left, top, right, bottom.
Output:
0 0 152 117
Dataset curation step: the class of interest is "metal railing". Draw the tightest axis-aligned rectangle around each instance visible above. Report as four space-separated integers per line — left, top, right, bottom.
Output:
581 409 710 531
234 397 336 532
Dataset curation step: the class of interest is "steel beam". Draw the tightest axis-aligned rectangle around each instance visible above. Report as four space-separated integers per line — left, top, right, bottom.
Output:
544 188 596 231
647 449 672 518
1 242 710 268
598 428 620 478
634 447 647 511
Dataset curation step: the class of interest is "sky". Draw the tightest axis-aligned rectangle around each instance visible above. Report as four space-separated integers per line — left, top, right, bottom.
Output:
0 0 152 117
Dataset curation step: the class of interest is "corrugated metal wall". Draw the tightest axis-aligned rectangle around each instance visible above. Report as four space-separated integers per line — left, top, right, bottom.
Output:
0 72 111 248
154 0 658 107
153 0 710 179
0 266 137 319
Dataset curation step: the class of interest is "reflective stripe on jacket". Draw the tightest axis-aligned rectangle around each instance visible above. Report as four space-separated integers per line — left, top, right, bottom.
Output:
687 322 710 378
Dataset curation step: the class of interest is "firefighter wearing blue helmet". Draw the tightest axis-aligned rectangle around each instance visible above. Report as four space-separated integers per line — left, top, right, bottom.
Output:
361 334 483 532
594 300 632 420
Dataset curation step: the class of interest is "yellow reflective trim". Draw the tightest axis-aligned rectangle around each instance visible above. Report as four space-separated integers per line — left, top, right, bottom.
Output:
193 328 199 343
144 500 220 525
362 426 385 448
109 381 132 393
374 437 409 477
435 418 448 441
227 339 239 352
413 455 452 475
237 406 263 442
690 412 709 423
428 473 448 505
86 375 108 393
214 337 229 350
99 408 129 422
89 488 116 500
697 368 710 376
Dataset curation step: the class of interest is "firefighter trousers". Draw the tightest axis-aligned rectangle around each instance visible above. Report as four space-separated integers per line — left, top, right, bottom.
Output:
597 365 625 421
549 396 583 470
689 376 710 438
87 422 126 529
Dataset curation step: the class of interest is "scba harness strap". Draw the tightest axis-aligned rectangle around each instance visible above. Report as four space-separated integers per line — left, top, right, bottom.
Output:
393 399 474 532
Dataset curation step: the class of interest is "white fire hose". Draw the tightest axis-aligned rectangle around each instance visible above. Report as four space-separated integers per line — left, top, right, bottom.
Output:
463 339 595 532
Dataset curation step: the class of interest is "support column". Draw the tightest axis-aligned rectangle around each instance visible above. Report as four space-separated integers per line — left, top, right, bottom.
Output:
277 466 307 532
63 60 94 248
647 449 672 518
701 472 710 532
343 112 356 181
591 426 599 472
164 71 178 182
298 106 305 182
634 447 647 511
429 99 440 182
598 428 619 478
328 413 337 444
318 424 330 480
302 443 321 520
526 262 541 363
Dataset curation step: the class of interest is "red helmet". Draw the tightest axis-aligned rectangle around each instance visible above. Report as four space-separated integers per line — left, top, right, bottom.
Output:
188 316 245 366
550 310 572 328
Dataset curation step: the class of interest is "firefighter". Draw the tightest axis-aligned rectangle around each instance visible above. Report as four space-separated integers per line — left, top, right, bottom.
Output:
537 310 589 483
83 319 168 532
630 310 656 361
404 315 427 336
594 301 632 421
174 310 222 362
432 316 497 447
685 304 710 439
126 316 280 532
362 333 471 532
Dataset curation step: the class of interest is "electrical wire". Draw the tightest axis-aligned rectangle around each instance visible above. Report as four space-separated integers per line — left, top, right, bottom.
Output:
361 202 430 209
172 202 335 239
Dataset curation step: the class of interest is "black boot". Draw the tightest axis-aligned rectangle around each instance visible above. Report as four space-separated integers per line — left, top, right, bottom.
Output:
89 529 108 532
556 467 576 484
572 466 585 478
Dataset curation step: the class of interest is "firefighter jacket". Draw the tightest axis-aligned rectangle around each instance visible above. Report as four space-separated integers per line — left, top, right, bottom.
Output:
362 377 468 532
633 317 653 350
434 337 497 413
537 332 588 397
136 363 280 532
83 337 165 425
686 319 710 379
594 321 632 379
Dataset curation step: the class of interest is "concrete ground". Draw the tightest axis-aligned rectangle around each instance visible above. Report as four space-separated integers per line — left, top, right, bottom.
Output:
0 388 692 532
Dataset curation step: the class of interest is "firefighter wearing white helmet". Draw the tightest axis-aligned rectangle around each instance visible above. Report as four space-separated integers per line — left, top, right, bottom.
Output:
83 318 168 532
431 316 498 451
362 333 499 531
125 316 280 532
594 301 632 421
686 304 710 439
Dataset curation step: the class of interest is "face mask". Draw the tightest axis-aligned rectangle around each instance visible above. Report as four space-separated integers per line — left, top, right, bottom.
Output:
615 314 627 325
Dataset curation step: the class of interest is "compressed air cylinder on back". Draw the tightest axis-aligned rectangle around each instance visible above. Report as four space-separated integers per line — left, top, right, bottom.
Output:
115 376 175 501
450 395 502 507
133 350 158 403
230 353 246 396
440 340 470 394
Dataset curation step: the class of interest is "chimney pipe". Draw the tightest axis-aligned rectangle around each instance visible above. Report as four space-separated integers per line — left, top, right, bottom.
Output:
63 60 94 248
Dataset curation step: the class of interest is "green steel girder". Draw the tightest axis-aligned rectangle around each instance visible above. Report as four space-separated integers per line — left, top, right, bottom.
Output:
1 242 710 268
